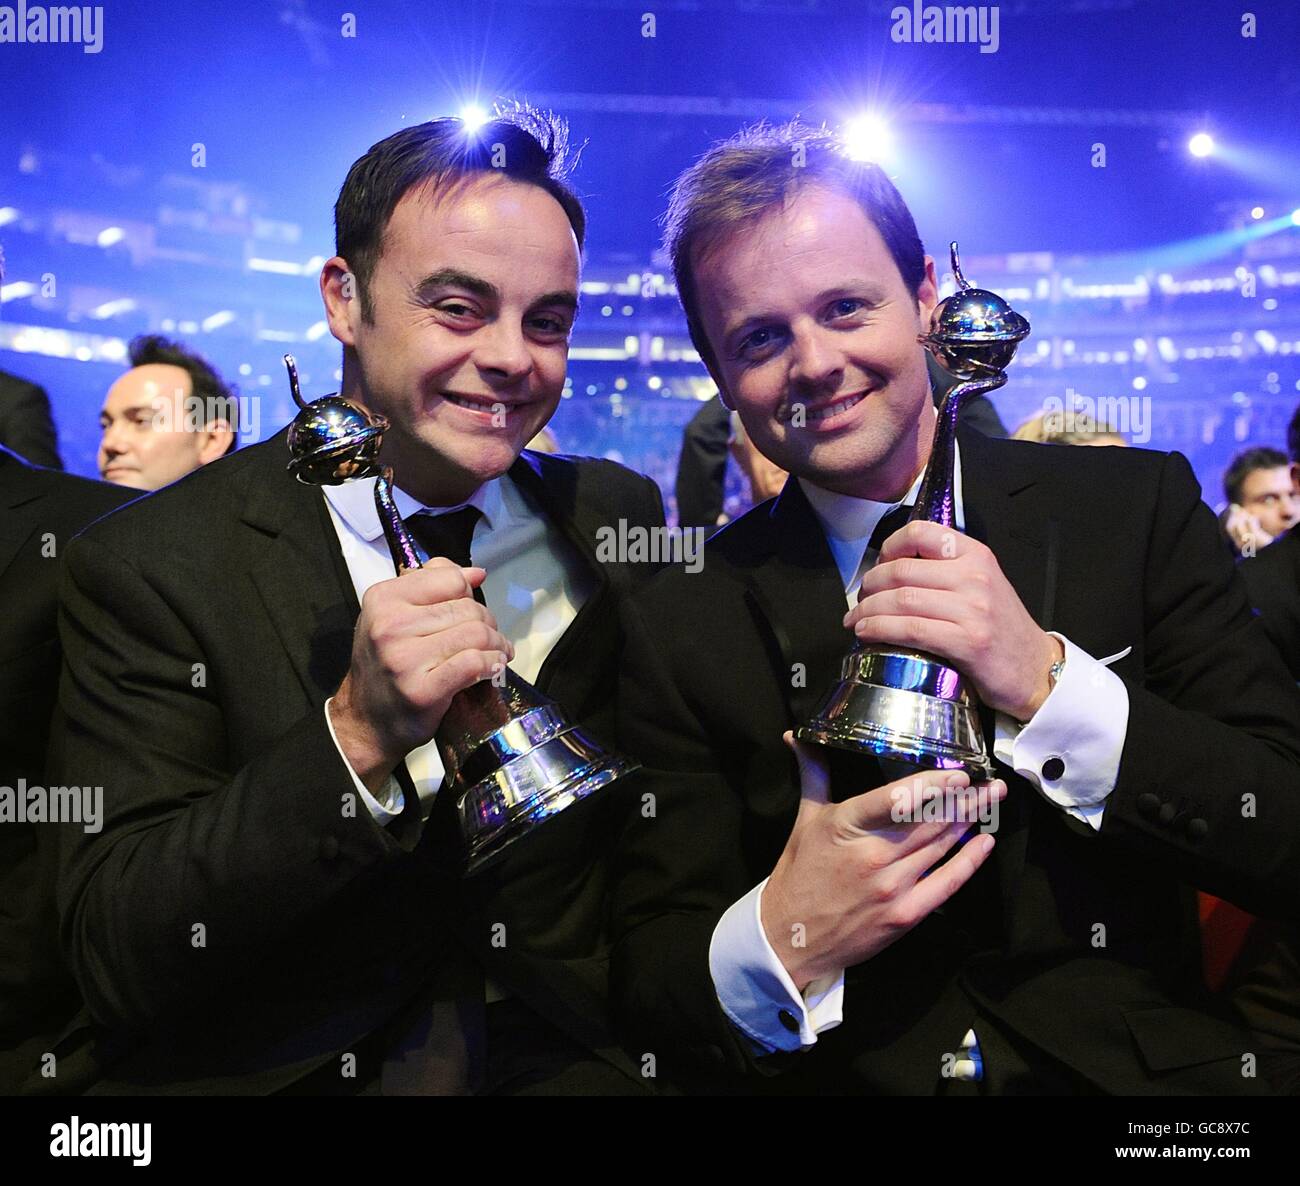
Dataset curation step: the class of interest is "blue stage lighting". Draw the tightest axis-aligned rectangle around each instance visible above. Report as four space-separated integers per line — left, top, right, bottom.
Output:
1188 132 1214 158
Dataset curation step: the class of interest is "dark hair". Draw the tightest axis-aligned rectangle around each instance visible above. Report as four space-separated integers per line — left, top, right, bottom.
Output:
1224 445 1289 504
1288 402 1300 464
664 120 927 373
127 334 238 453
334 103 586 323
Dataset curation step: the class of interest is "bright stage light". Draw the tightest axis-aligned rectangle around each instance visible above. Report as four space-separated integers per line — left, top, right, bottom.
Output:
1251 207 1265 220
1188 132 1214 158
1291 208 1300 226
459 104 489 133
843 115 894 165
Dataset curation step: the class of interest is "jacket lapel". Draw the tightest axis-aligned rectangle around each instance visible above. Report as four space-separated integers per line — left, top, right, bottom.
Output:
0 452 42 584
955 426 1059 936
734 478 855 727
238 432 358 711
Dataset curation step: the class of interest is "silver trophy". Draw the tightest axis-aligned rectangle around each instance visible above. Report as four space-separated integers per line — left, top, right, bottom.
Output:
796 243 1030 778
283 355 639 872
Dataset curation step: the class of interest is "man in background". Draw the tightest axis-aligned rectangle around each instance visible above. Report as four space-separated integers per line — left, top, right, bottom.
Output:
1222 445 1299 560
97 334 237 491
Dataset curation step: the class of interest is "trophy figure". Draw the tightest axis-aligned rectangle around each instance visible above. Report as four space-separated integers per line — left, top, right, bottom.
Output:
796 243 1030 778
282 355 639 872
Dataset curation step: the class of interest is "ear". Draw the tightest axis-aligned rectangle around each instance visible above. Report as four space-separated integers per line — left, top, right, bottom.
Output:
321 256 361 347
1292 461 1299 491
196 419 235 465
916 255 940 327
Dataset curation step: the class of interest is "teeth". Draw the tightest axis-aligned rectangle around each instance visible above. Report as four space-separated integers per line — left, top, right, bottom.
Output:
806 392 865 422
445 394 499 412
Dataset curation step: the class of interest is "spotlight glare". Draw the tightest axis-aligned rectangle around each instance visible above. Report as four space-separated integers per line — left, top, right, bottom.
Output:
459 104 489 134
844 115 894 165
1188 132 1214 158
1291 208 1300 226
1251 206 1265 220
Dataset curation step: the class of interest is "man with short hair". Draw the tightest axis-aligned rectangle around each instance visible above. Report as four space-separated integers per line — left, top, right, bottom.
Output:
609 122 1300 1095
48 107 663 1095
97 334 237 491
1242 412 1300 678
1222 445 1299 559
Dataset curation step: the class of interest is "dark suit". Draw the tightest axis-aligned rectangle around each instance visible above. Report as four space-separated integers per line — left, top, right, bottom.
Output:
0 372 62 470
0 447 136 1093
611 427 1300 1095
43 428 664 1094
1242 527 1300 679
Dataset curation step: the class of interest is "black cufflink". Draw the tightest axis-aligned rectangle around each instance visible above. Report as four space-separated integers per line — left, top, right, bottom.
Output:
778 1009 799 1033
1041 756 1065 781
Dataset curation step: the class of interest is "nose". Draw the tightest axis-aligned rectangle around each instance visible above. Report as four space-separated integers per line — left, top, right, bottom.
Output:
787 322 845 393
474 318 534 388
99 419 130 462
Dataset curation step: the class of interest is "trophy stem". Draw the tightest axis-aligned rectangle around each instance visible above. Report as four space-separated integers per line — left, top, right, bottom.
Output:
913 370 1007 529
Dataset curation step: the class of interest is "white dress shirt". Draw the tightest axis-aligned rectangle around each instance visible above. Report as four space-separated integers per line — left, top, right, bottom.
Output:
318 471 594 823
709 441 1132 1056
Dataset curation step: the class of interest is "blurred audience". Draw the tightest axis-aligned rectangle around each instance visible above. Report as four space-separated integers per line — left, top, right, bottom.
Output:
97 334 237 491
1241 412 1300 679
1012 404 1127 447
1221 446 1299 560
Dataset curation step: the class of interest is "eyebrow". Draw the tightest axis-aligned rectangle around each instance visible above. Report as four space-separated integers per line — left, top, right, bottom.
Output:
415 269 579 314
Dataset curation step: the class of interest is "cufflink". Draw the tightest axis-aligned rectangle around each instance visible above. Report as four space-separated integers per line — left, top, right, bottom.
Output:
1041 756 1065 781
778 1009 799 1034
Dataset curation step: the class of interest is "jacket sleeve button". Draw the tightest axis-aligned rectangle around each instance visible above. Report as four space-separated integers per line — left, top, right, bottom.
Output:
319 835 341 860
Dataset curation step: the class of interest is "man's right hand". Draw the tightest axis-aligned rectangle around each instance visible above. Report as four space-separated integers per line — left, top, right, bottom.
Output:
329 558 514 791
761 733 1007 992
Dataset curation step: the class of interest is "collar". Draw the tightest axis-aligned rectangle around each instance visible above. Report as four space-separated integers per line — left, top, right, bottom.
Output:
798 436 966 543
322 471 504 544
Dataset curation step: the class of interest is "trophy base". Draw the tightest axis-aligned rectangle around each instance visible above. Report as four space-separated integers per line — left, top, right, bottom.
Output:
457 727 639 875
796 647 993 780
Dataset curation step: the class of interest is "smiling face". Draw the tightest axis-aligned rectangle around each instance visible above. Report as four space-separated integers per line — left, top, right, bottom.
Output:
321 173 580 506
693 184 940 503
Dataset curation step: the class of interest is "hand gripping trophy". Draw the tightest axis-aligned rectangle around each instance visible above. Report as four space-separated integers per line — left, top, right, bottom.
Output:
797 243 1030 779
281 355 639 873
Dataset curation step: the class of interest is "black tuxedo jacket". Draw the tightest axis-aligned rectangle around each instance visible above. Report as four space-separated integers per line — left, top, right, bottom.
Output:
43 429 664 1094
0 447 136 1092
610 427 1300 1095
1242 527 1300 680
0 372 62 470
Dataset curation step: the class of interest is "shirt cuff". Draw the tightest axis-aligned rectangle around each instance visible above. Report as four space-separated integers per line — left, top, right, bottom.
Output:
323 696 405 825
708 878 845 1053
993 633 1129 831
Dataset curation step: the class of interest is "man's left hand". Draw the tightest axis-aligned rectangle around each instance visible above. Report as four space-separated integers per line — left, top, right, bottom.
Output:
846 519 1063 723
